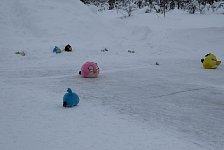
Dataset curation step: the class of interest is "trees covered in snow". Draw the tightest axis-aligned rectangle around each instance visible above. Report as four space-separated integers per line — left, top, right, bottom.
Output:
80 0 224 14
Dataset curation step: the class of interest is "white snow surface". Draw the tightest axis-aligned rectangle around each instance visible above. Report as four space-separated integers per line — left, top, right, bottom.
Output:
1 0 224 150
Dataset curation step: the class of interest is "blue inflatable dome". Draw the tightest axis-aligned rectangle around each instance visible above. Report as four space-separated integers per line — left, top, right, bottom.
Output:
63 88 79 107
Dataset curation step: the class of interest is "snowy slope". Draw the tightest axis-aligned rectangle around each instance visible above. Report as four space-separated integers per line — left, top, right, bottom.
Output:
1 0 224 150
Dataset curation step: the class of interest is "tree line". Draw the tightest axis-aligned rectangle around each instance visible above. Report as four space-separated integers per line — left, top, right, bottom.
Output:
80 0 224 15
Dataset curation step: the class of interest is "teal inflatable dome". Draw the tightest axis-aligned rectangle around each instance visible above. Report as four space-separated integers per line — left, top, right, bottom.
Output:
63 88 79 107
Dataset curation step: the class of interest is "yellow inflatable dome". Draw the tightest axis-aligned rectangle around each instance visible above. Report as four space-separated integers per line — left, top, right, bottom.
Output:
201 53 221 69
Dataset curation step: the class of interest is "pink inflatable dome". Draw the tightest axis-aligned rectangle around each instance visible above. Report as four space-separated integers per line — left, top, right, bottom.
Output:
79 62 99 78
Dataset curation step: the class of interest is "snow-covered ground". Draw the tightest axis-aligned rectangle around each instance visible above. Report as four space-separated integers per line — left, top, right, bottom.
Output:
0 0 224 150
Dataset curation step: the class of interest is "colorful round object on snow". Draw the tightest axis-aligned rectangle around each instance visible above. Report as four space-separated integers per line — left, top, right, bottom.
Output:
79 62 99 78
65 44 72 52
201 53 221 69
63 88 79 107
15 51 25 56
53 46 61 54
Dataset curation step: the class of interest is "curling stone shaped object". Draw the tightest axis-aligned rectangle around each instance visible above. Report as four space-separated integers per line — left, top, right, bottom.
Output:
80 62 99 78
65 44 72 52
63 88 79 107
15 51 25 56
201 53 221 69
53 46 62 54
